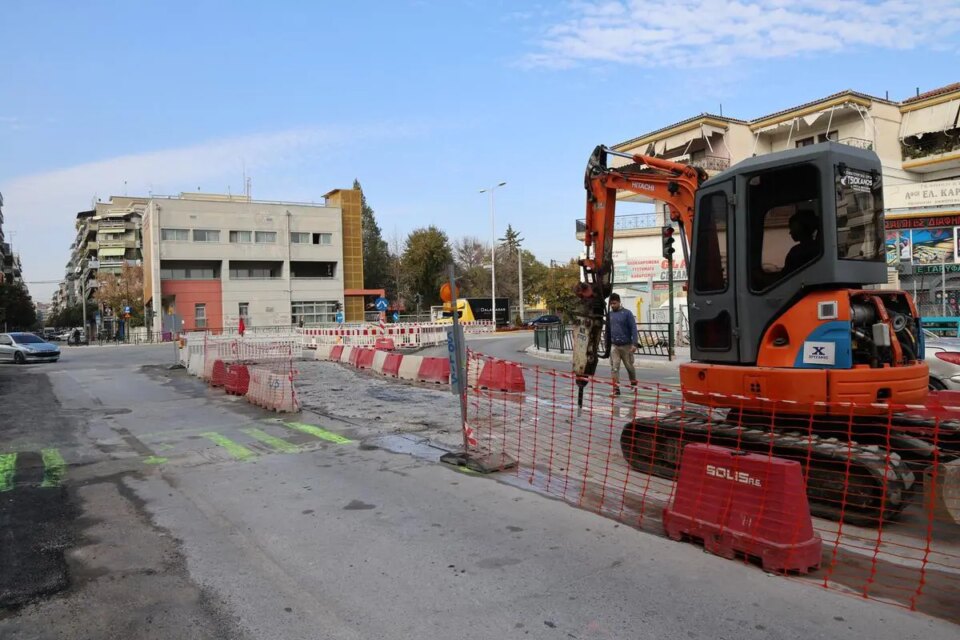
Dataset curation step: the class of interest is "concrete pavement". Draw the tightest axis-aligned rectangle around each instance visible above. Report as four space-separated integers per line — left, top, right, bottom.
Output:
1 347 956 638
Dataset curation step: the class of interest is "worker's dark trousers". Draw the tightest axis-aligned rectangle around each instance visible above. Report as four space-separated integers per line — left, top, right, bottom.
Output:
610 344 637 389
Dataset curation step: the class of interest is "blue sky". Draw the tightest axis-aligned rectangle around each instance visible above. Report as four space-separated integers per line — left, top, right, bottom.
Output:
2 0 959 301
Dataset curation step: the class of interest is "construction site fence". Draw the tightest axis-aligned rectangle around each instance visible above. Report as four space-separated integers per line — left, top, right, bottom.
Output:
461 350 960 622
300 321 494 348
175 332 300 412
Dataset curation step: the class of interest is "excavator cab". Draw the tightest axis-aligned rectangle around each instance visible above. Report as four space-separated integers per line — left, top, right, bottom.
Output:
682 142 927 407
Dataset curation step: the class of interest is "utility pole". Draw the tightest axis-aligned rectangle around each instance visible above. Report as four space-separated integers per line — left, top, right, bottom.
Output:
517 248 524 323
480 182 507 326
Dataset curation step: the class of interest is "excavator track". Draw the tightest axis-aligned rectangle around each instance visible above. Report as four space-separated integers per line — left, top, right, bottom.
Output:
621 411 916 527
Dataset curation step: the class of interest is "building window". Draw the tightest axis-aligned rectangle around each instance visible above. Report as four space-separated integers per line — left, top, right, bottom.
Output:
158 261 220 280
193 229 220 242
291 301 337 326
228 261 282 279
290 232 311 244
255 231 277 243
229 230 252 243
238 302 249 317
195 303 207 328
161 228 189 241
796 130 838 148
290 261 337 278
313 233 332 245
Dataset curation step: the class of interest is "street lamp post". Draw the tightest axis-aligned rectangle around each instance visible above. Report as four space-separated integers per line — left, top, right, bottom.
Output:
479 181 507 327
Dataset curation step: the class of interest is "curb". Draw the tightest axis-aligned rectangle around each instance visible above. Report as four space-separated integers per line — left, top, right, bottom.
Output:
523 345 686 370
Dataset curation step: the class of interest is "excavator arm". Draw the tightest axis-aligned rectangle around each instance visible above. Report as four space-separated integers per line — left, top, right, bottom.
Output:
573 145 706 402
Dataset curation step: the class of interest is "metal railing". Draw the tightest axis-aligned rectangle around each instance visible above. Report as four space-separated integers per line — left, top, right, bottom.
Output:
687 155 730 172
533 323 673 357
839 137 874 150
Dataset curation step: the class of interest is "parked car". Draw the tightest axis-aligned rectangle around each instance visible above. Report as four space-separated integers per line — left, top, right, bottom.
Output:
924 329 960 390
0 332 61 364
525 314 561 327
58 328 86 343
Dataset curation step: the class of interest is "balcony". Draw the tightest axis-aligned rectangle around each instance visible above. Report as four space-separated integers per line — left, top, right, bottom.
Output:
901 128 960 173
576 212 660 235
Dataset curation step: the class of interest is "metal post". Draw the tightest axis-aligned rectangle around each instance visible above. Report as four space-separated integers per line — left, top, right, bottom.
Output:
81 276 87 345
942 253 947 317
517 247 524 323
446 264 468 451
489 191 496 327
668 256 675 361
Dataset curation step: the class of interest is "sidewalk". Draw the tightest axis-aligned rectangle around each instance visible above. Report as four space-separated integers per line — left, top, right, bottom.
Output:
524 344 690 370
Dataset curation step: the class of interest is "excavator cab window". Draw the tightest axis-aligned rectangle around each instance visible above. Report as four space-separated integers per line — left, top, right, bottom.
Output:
835 164 885 262
746 164 823 293
693 192 729 294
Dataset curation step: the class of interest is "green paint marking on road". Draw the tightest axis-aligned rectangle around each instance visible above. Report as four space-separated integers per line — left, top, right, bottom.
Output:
242 428 299 453
41 449 67 487
143 456 169 465
283 422 353 445
200 432 256 461
0 453 17 492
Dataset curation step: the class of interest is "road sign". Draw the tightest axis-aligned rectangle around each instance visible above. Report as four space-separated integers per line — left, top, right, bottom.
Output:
392 311 399 322
375 297 389 311
335 311 345 323
124 306 131 314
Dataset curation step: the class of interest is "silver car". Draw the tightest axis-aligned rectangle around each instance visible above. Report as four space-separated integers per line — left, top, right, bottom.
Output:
924 329 960 390
0 332 61 364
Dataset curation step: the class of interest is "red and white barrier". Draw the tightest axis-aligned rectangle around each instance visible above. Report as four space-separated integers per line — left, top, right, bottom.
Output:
246 366 299 413
372 350 388 374
416 357 450 384
339 346 354 364
397 355 423 381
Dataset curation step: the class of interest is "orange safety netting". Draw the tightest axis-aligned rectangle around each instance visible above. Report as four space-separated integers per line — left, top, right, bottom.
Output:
462 350 960 622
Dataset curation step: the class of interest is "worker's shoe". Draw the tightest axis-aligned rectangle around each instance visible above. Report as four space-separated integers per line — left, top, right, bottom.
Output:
610 387 621 397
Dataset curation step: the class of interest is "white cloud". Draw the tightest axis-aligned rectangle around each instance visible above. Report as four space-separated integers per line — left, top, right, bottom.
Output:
0 123 416 301
523 0 960 68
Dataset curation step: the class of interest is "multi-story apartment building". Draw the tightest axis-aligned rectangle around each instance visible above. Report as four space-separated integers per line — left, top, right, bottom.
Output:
578 83 960 318
56 197 146 331
141 188 366 333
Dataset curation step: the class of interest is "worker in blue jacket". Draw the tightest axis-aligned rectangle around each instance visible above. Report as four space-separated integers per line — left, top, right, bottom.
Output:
605 293 638 396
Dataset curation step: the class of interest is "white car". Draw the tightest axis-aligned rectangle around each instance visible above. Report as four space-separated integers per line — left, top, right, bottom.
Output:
0 332 61 364
923 329 960 390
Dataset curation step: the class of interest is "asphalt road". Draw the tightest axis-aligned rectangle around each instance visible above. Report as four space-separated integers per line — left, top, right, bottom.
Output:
0 344 955 638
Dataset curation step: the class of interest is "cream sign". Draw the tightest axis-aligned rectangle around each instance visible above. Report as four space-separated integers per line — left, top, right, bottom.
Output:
886 179 960 210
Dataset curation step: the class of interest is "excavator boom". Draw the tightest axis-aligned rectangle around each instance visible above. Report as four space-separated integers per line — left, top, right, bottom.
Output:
573 146 706 396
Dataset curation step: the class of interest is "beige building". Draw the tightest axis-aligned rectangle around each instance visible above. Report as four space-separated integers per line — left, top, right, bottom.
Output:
581 83 960 318
141 189 366 334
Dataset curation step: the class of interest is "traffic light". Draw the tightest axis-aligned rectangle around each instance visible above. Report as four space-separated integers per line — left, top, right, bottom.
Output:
661 225 675 260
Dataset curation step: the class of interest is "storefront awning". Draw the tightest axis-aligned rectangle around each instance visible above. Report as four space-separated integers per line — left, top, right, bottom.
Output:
900 99 960 139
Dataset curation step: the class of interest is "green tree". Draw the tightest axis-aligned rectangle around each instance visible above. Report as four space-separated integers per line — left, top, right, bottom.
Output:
453 236 490 297
540 259 582 322
0 282 37 330
401 226 453 307
94 264 145 327
354 179 392 295
49 300 97 329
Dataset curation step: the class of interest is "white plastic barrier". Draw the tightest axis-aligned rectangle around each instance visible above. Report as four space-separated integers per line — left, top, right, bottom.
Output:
245 366 299 413
314 345 335 361
299 321 494 349
371 350 388 374
339 346 354 364
397 355 422 381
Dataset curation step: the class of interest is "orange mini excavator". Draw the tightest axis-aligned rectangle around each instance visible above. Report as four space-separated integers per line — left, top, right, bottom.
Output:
574 142 959 525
